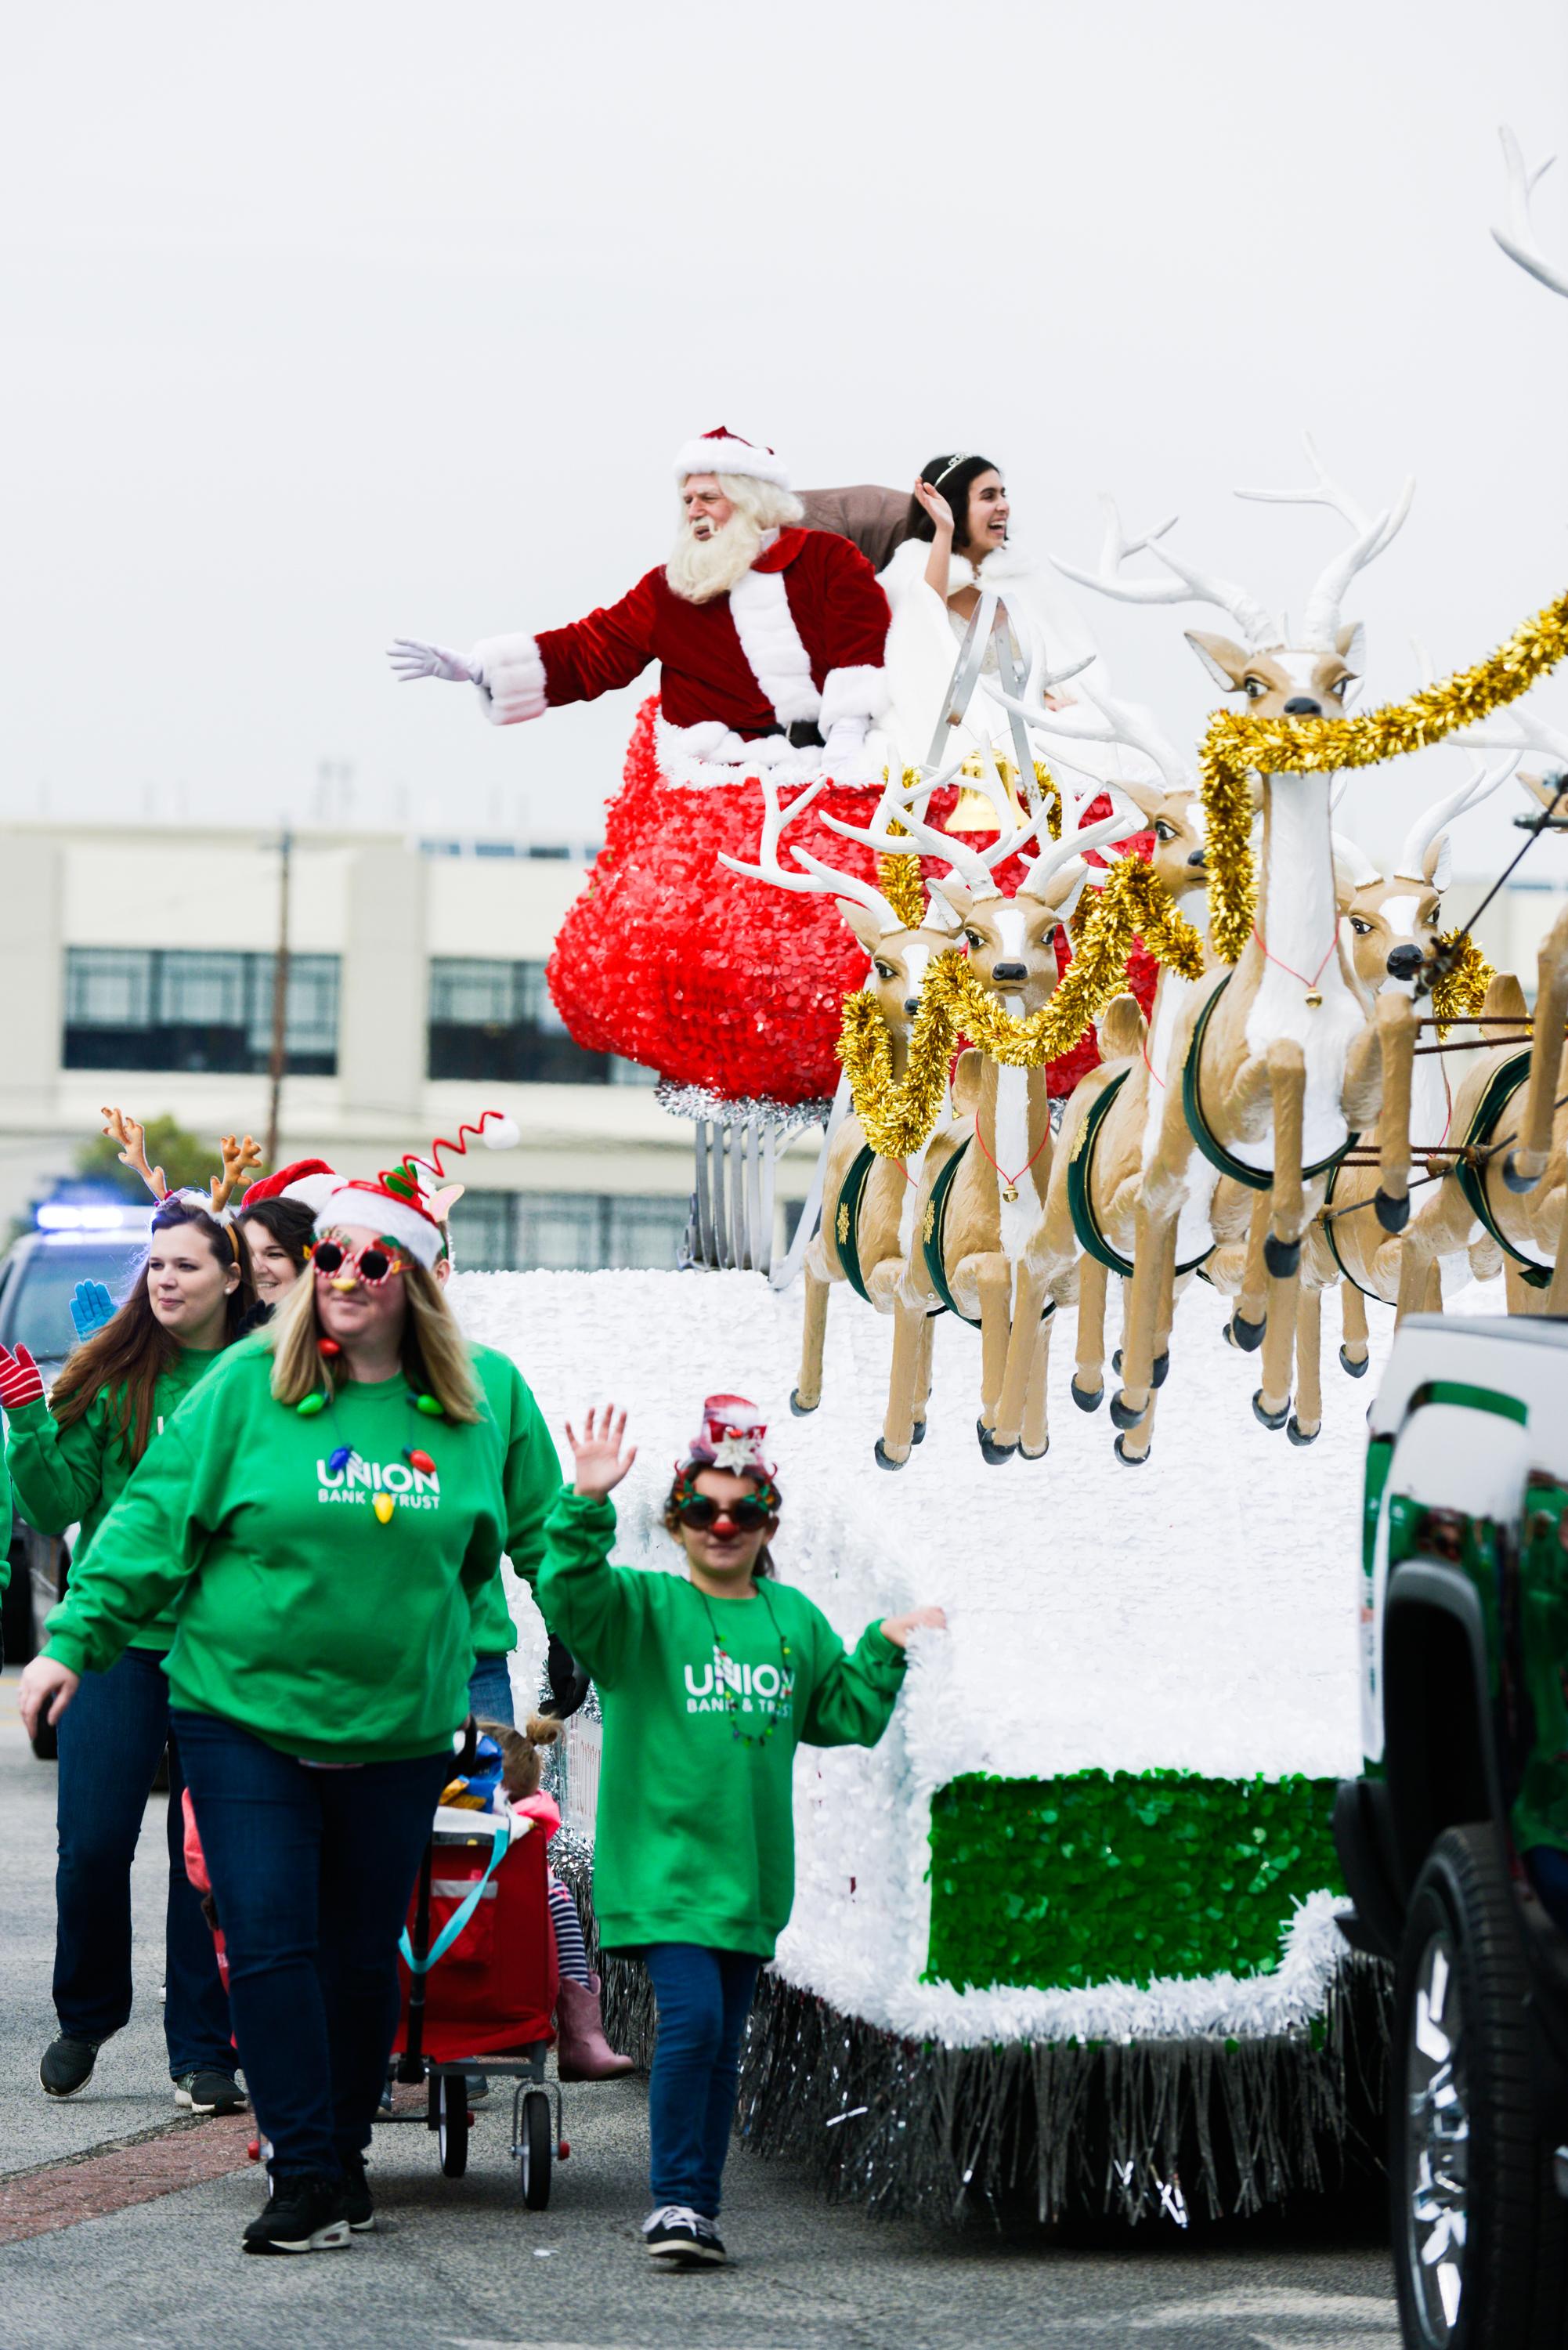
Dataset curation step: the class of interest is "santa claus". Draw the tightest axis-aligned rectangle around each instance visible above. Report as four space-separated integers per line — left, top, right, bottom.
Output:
390 427 891 786
388 430 921 1108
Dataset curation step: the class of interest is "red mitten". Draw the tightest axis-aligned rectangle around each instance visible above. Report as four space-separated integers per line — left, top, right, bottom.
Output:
0 1343 45 1410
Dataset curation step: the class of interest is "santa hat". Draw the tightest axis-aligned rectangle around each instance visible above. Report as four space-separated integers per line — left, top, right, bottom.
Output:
316 1112 519 1272
684 1394 775 1477
672 427 790 491
240 1159 339 1215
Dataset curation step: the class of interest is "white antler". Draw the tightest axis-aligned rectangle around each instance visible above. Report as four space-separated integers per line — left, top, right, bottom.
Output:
1017 778 1144 906
821 749 1056 898
1398 759 1517 884
1050 494 1279 650
1236 433 1414 652
717 765 912 931
999 659 1194 795
1493 125 1568 298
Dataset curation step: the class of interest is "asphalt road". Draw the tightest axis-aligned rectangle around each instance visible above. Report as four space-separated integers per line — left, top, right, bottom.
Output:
0 1672 1399 2350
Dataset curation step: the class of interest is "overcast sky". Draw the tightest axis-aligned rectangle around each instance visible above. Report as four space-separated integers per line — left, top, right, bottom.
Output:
3 2 1566 882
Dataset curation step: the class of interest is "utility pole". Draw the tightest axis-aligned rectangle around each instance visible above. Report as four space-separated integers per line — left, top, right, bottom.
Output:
265 828 293 1170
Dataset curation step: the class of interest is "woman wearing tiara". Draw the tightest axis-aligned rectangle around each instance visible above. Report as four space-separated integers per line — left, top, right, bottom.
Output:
876 451 1121 804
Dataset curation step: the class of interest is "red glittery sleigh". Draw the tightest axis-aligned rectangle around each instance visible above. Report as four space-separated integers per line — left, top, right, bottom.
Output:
547 696 1159 1106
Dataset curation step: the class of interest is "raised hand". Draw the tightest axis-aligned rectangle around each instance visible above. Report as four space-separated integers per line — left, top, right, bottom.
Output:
386 638 477 685
912 478 956 537
0 1343 45 1411
565 1404 638 1500
880 1604 948 1649
70 1281 116 1342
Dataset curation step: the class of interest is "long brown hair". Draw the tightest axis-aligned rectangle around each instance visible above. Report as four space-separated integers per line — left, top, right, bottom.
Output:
267 1253 481 1421
50 1198 252 1466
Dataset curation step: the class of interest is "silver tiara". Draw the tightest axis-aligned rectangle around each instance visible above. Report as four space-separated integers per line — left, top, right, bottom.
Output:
930 452 974 489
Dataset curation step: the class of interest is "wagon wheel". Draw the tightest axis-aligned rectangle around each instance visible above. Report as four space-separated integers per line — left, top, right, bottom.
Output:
519 2089 552 2209
436 2073 469 2179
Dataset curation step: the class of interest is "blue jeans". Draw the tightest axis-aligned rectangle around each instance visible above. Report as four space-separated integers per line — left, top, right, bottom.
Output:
467 1658 515 1728
643 1943 762 2218
173 1709 449 2176
54 1646 232 2077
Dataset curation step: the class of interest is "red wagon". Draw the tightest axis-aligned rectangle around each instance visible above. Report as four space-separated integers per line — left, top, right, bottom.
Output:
385 1801 565 2207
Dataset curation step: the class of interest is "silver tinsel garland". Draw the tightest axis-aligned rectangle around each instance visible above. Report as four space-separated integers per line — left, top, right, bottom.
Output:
654 1079 833 1133
549 1846 1390 2227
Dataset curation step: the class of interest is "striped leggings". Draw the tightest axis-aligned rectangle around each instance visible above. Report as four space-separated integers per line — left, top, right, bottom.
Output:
548 1878 592 1987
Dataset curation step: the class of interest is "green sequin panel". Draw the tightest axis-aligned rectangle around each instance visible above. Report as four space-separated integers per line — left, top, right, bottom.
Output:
925 1769 1343 1992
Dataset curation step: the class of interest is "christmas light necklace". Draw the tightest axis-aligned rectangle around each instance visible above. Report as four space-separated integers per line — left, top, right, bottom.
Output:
696 1580 793 1748
294 1341 443 1526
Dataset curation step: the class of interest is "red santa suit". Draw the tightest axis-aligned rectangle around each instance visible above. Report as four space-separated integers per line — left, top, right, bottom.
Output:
468 525 891 783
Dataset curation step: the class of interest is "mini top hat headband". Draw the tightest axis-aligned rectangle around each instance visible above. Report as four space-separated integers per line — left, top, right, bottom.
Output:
685 1394 775 1478
101 1106 261 1237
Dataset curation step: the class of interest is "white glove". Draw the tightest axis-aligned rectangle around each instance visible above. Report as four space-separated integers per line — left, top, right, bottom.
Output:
387 638 479 685
821 718 872 778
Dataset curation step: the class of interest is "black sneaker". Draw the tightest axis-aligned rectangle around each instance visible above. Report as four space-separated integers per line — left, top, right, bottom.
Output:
340 2150 375 2232
694 2213 728 2264
40 2035 100 2099
643 2204 723 2266
174 2069 247 2115
242 2171 351 2255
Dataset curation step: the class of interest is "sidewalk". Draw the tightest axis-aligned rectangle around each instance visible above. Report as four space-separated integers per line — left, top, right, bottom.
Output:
0 1674 1395 2350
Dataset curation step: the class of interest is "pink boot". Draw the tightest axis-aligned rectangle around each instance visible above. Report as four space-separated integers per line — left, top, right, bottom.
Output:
555 1975 634 2081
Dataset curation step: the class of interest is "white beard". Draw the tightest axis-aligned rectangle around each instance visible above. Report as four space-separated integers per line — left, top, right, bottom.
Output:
666 509 765 603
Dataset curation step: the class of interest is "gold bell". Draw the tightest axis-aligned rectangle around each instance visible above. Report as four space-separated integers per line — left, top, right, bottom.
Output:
1305 991 1323 1010
1002 1184 1020 1205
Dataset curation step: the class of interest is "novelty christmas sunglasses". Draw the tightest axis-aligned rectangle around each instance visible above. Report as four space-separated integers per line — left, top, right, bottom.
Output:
309 1236 410 1286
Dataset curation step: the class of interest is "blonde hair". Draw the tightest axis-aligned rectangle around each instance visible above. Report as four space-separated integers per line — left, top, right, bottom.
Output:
268 1254 481 1420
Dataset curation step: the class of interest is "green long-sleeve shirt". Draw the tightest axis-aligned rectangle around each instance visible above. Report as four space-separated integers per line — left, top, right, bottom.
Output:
6 1347 223 1649
466 1340 563 1661
43 1338 505 1762
537 1488 907 1956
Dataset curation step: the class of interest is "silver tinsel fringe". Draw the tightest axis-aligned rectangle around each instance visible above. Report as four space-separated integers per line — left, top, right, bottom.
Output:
654 1079 833 1133
550 1846 1391 2228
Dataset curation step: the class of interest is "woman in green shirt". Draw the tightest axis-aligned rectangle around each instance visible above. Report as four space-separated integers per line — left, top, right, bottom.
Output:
540 1393 945 2269
0 1191 250 2115
19 1170 508 2257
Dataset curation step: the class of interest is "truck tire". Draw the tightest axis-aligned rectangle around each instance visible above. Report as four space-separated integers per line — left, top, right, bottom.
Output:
1392 1824 1568 2348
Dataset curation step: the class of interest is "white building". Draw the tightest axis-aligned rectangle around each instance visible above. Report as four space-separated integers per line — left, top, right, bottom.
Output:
0 818 826 1271
0 814 1560 1268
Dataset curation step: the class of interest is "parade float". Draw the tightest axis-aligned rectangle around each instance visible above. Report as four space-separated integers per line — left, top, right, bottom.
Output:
404 187 1568 2217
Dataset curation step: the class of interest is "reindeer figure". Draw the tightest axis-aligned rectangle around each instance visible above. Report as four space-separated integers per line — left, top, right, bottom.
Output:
717 769 965 1466
1389 698 1568 1320
994 667 1220 1438
1047 442 1421 1459
828 772 1137 1462
1282 757 1518 1430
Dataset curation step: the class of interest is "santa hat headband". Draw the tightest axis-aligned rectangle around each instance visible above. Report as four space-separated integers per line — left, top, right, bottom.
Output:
673 427 791 492
316 1111 519 1271
683 1394 775 1478
240 1159 339 1215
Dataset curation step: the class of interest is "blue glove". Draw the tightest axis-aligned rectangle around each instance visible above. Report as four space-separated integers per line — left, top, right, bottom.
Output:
69 1281 116 1342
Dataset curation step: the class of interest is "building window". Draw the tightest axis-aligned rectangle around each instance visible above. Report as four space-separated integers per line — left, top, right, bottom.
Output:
428 958 656 1086
449 1191 689 1274
63 949 340 1076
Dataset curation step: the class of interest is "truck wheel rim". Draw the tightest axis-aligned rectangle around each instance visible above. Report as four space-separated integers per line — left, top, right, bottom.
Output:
1404 1928 1469 2344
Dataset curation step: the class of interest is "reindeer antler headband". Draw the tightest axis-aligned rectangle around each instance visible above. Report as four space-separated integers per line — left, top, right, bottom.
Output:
100 1108 262 1246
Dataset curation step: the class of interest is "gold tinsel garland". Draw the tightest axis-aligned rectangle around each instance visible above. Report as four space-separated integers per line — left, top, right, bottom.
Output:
836 984 961 1158
838 855 1211 1152
1200 588 1568 964
1429 928 1498 1037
